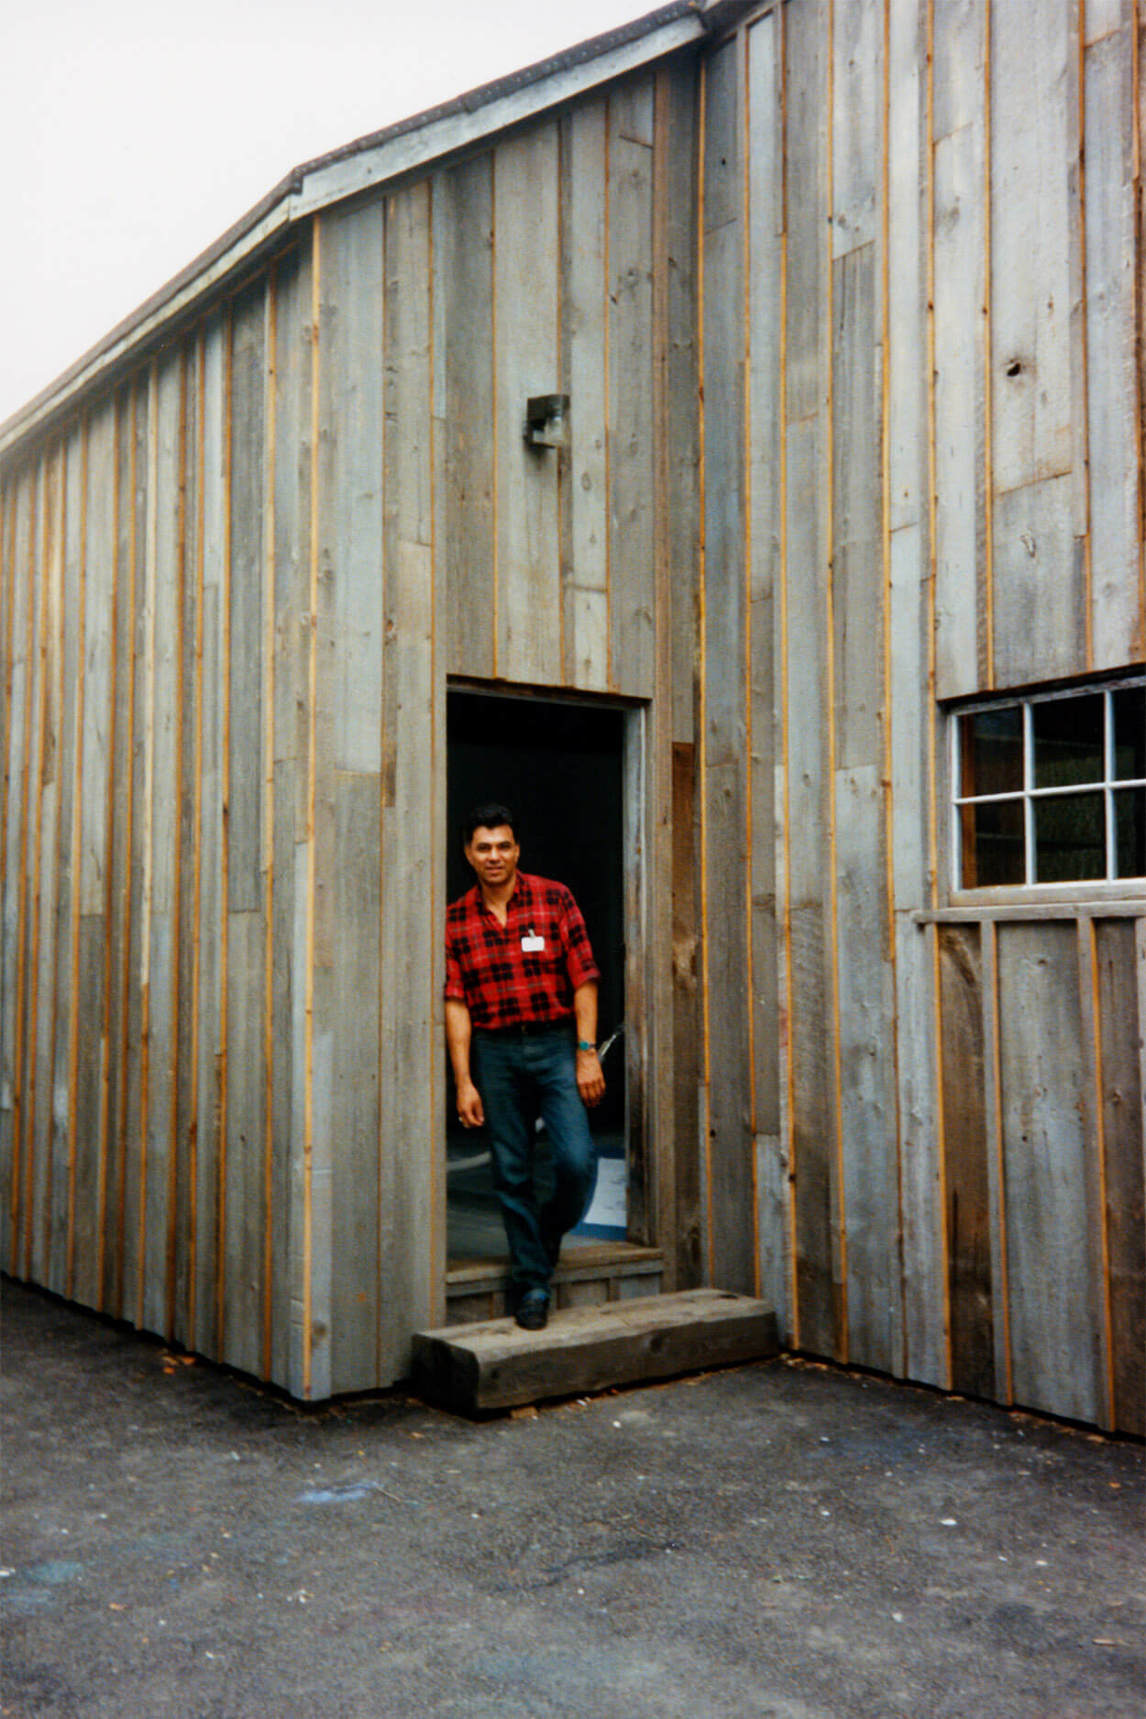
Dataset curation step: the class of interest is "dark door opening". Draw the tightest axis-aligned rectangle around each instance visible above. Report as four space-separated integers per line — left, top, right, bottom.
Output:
446 686 632 1266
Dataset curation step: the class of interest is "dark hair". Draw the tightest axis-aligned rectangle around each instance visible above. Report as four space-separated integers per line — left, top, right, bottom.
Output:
462 801 518 847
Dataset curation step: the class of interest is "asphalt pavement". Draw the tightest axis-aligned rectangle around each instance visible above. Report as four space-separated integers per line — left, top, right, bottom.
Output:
2 1277 1143 1719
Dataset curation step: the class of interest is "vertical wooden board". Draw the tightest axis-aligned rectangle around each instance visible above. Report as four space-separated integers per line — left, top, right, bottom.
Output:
433 155 496 683
562 98 609 691
71 401 115 1307
228 284 266 916
493 125 561 685
937 922 994 1398
224 283 268 1374
47 428 84 1296
932 113 986 700
1084 26 1142 667
789 905 838 1355
192 314 227 1357
381 186 437 1381
704 763 756 1294
992 474 1084 686
831 0 880 257
671 742 702 1288
836 766 899 1374
172 343 200 1348
121 379 153 1326
1094 918 1145 1435
1 470 32 1273
609 81 656 700
888 0 928 541
141 354 184 1338
102 385 136 1314
990 0 1075 495
323 201 385 777
747 10 783 1188
784 0 828 427
997 922 1103 1423
269 245 311 1387
329 773 382 1392
896 916 946 1386
990 0 1086 681
317 199 385 1393
832 245 882 767
29 448 63 1289
664 57 700 746
222 911 265 1375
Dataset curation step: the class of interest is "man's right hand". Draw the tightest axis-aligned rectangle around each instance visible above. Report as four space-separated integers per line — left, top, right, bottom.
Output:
456 1079 485 1130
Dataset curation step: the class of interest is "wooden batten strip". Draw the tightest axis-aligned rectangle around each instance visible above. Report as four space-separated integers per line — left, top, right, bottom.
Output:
880 0 906 1371
23 452 54 1277
924 0 939 911
825 0 848 1356
1080 917 1117 1427
65 416 90 1295
261 267 278 1381
136 365 161 1329
114 384 140 1314
925 0 951 1380
695 56 715 1281
777 0 799 1343
186 330 207 1347
376 204 388 1383
982 919 1011 1401
603 96 615 692
41 438 70 1280
490 171 499 677
741 22 761 1294
95 399 124 1306
428 185 444 1325
981 0 996 688
1074 0 1095 669
164 353 189 1335
303 215 322 1398
215 310 234 1357
9 465 39 1266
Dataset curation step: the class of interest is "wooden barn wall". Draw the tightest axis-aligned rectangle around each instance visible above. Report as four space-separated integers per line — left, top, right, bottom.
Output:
0 62 700 1398
699 0 1145 1433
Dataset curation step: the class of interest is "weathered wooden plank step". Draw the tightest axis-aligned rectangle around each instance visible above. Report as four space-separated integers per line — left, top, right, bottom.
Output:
411 1288 779 1414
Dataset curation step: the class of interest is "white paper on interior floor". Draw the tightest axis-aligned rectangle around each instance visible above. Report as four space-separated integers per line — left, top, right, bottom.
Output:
580 1156 627 1230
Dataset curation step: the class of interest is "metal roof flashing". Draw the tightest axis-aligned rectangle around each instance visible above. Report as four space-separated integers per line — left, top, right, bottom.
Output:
0 1 744 455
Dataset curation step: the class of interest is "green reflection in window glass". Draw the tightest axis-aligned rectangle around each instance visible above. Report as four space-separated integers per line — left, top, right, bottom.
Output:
961 706 1022 796
1113 686 1145 782
962 799 1024 887
1033 694 1104 789
1115 788 1145 878
1034 792 1105 881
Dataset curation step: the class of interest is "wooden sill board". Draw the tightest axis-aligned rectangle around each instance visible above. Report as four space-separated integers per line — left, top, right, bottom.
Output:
411 1288 779 1414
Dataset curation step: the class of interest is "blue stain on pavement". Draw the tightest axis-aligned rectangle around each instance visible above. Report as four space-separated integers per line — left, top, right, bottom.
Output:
296 1481 380 1506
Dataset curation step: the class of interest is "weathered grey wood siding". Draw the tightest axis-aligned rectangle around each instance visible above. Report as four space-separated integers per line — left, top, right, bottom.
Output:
698 0 1145 1433
0 63 699 1398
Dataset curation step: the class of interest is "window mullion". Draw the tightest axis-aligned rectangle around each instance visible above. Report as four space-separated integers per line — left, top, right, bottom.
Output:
1023 700 1036 884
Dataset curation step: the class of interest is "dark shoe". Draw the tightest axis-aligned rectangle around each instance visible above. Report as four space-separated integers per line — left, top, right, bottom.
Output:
514 1290 550 1331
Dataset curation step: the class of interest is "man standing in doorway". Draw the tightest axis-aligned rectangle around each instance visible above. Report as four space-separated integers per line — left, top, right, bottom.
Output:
445 802 605 1330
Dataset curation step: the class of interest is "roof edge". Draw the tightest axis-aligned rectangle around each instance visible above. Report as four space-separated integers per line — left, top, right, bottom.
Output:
1 1 730 456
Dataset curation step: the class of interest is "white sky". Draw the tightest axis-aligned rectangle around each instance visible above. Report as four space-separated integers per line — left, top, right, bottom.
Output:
0 0 658 426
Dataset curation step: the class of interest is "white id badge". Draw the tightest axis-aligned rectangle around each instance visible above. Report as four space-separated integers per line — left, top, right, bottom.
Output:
521 935 546 953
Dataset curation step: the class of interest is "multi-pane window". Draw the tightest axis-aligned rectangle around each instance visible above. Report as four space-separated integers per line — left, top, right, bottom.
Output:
952 676 1146 889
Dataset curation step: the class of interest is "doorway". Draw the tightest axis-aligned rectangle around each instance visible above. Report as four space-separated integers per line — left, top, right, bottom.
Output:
445 685 641 1268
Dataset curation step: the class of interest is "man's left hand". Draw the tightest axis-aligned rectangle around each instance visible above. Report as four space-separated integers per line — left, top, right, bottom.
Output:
576 1048 605 1108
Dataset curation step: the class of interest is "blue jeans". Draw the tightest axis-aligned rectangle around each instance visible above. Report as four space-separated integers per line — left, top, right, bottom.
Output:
473 1025 598 1300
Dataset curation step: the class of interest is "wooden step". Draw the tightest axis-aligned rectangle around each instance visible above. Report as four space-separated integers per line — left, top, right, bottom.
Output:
411 1288 780 1415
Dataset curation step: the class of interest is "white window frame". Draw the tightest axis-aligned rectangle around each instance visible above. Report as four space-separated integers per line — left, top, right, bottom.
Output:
949 674 1146 894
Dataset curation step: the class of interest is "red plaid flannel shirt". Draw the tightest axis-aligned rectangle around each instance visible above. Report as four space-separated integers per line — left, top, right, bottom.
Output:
444 872 600 1030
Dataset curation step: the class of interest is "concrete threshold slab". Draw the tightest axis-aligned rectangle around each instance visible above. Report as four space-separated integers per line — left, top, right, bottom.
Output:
411 1287 779 1414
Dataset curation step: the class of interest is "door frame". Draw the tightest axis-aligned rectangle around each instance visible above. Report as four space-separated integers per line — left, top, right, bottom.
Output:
443 676 655 1254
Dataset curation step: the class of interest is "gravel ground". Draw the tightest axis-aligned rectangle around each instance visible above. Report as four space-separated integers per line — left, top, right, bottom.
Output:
2 1277 1143 1719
